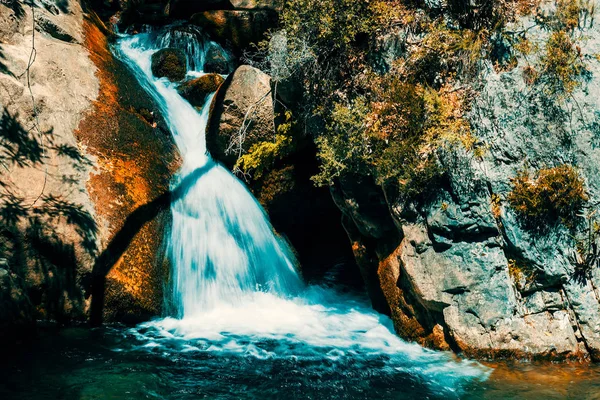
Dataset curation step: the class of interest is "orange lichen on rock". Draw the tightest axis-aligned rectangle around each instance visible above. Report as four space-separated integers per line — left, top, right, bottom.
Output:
112 159 151 207
377 247 450 351
83 16 119 116
76 13 179 322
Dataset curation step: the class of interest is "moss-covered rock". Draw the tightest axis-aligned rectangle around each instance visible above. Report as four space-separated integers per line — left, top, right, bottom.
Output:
178 73 224 108
151 48 187 82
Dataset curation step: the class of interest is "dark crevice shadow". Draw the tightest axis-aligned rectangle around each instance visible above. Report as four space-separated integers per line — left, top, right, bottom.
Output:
54 0 70 14
87 162 213 327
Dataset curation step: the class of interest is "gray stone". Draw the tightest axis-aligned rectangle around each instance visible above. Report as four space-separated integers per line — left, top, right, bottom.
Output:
206 65 275 167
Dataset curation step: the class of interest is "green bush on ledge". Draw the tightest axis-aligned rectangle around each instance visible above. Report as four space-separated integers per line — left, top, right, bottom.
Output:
507 164 588 225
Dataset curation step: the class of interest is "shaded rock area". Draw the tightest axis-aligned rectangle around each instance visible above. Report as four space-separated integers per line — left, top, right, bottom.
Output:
204 42 231 74
93 0 278 55
178 73 224 108
151 47 186 81
0 0 179 334
229 0 282 10
168 0 233 18
252 145 358 283
0 0 98 334
36 14 77 43
190 9 277 53
329 18 600 361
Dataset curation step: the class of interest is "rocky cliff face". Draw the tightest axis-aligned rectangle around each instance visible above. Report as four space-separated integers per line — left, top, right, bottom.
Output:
0 0 178 333
79 13 180 324
334 16 600 361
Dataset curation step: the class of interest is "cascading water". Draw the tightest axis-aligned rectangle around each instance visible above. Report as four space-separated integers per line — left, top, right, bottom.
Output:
113 25 490 398
118 27 302 318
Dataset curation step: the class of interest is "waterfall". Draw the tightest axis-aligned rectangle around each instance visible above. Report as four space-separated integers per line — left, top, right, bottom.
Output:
115 25 489 396
118 27 303 318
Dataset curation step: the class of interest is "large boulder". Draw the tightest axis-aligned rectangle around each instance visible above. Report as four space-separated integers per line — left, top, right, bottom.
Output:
191 9 277 53
178 73 225 108
151 48 187 81
207 65 274 166
0 0 97 331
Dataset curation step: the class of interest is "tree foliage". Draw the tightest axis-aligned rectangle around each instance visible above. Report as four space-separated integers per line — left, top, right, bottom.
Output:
244 0 594 203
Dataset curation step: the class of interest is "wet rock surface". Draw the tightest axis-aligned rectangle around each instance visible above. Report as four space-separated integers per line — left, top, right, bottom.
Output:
79 16 180 323
0 1 179 332
204 42 232 74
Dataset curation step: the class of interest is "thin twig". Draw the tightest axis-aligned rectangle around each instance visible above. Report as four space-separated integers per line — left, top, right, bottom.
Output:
226 89 273 161
20 0 48 208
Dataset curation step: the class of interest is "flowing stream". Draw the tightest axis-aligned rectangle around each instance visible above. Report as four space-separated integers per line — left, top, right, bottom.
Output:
108 25 490 398
5 23 600 400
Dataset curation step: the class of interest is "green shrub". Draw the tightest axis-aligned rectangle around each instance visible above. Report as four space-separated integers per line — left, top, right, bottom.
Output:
538 30 585 97
312 98 371 186
234 111 295 179
571 211 600 284
508 164 588 224
447 0 540 30
313 74 472 199
554 0 596 31
256 166 297 206
260 0 591 204
508 258 538 291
